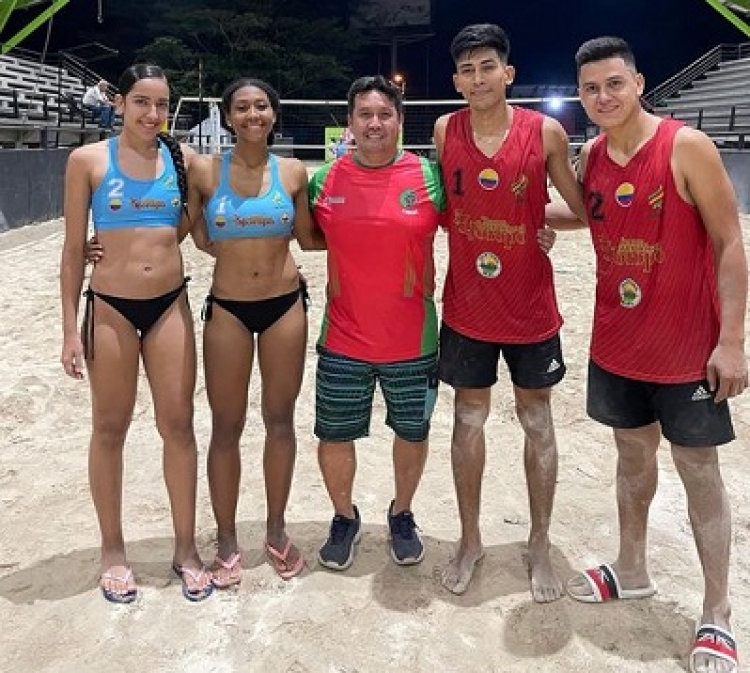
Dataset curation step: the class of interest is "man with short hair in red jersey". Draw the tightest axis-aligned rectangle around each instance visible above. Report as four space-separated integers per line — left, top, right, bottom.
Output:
308 76 445 571
434 23 586 602
550 37 747 673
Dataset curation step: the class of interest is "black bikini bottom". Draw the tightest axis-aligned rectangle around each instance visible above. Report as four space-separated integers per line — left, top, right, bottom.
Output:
201 279 308 335
82 277 190 359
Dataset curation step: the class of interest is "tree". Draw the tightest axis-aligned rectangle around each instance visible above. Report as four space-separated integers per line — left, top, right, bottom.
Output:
125 0 368 98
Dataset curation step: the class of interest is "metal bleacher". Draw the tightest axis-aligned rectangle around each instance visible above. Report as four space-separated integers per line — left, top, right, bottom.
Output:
0 49 105 148
646 43 750 148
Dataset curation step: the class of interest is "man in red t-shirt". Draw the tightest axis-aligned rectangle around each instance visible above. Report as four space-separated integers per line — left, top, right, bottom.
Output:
308 76 445 572
550 37 747 673
435 23 586 602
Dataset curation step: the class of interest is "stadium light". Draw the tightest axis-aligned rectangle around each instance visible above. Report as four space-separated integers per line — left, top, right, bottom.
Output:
548 96 563 111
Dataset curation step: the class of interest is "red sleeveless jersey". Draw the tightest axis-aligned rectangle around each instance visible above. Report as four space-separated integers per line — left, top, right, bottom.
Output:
584 119 719 383
440 106 561 343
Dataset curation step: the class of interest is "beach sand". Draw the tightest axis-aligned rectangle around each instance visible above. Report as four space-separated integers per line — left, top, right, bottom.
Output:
0 213 748 672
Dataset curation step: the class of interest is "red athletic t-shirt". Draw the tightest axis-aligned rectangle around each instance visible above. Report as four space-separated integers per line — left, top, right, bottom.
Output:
309 151 445 363
583 119 720 383
440 106 561 343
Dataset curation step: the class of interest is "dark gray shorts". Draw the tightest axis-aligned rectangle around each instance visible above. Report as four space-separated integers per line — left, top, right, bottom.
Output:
587 360 735 447
438 322 565 390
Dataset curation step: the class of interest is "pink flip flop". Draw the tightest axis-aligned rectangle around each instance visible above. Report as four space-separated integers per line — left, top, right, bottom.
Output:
172 563 214 602
100 566 138 604
265 538 304 580
211 552 242 589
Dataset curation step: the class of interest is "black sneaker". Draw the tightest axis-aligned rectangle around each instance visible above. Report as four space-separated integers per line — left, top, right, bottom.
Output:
387 500 424 565
318 505 361 571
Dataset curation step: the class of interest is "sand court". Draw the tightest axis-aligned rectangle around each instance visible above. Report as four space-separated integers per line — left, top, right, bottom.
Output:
0 212 748 672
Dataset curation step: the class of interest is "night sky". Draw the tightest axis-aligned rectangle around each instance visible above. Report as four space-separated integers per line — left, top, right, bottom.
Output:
6 0 746 97
411 0 746 96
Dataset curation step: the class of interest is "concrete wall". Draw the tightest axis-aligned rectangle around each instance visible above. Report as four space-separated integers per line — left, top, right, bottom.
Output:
0 147 748 234
720 150 750 215
0 148 70 231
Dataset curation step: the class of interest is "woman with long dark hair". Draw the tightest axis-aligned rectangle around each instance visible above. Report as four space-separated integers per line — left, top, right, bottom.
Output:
60 64 213 603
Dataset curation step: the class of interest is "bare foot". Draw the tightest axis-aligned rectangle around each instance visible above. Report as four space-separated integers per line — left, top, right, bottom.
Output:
525 538 563 603
441 542 485 595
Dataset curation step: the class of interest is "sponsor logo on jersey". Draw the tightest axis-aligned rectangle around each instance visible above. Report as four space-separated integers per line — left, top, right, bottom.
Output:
478 168 500 191
109 198 122 211
272 191 284 207
234 215 274 227
547 358 561 373
215 214 227 228
615 182 635 207
324 196 346 205
619 278 641 308
597 236 664 272
511 173 528 198
130 198 167 210
648 185 664 211
475 251 501 278
171 197 182 208
399 188 418 209
455 211 525 249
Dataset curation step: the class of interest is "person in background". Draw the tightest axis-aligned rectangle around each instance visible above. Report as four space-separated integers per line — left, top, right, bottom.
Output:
82 79 116 130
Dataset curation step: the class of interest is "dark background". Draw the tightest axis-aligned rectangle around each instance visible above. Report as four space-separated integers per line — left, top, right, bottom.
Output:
6 0 747 96
406 0 747 96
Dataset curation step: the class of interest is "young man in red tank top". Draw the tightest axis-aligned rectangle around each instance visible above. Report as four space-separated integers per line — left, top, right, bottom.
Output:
551 37 747 673
434 23 586 602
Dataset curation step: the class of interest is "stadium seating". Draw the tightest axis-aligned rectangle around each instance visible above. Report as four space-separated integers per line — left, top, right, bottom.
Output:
652 51 750 148
0 53 102 148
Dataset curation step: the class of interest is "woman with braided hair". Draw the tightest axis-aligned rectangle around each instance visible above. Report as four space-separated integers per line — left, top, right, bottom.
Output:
59 63 213 603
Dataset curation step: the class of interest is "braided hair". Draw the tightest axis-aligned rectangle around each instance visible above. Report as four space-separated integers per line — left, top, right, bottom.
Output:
117 63 189 212
157 131 188 213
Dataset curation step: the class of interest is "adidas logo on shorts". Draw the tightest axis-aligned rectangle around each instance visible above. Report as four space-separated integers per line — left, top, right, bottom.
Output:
691 385 711 402
547 359 561 373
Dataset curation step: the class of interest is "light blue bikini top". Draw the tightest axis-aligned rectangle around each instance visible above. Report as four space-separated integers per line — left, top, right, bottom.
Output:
204 152 294 241
91 136 182 230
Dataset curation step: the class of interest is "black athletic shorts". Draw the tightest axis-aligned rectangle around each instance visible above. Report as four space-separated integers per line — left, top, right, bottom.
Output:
438 322 565 390
586 360 735 447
